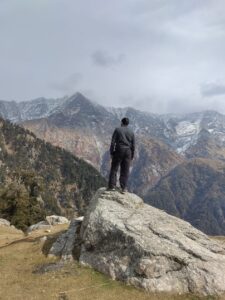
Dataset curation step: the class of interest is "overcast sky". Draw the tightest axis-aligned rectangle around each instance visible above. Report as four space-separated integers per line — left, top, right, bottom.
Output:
1 0 225 114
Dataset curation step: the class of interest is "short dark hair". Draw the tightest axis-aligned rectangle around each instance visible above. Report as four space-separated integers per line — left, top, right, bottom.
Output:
121 117 129 126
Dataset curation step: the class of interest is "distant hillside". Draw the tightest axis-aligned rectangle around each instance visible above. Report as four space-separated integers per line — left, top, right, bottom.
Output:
0 118 106 230
185 128 225 161
144 158 225 235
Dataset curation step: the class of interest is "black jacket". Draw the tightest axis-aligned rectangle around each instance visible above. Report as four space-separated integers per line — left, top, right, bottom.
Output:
110 126 135 159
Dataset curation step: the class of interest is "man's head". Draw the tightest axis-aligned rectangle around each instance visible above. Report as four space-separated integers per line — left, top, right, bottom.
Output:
121 117 129 126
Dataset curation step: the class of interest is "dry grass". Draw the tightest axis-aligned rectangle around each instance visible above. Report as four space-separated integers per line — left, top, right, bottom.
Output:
211 236 225 243
0 226 24 247
0 226 221 300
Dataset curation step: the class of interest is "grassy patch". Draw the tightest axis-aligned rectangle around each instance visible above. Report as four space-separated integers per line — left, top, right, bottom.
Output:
0 227 222 300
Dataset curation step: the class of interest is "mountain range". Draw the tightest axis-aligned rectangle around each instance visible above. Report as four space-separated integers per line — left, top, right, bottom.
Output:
2 93 225 155
1 92 225 234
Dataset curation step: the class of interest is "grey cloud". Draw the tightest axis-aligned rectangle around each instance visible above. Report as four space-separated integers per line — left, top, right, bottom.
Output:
201 82 225 97
131 0 207 19
92 50 125 67
49 73 82 93
1 0 225 113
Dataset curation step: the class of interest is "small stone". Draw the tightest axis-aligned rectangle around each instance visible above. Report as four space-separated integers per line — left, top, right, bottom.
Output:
46 215 69 226
40 236 47 243
75 216 84 222
27 221 52 233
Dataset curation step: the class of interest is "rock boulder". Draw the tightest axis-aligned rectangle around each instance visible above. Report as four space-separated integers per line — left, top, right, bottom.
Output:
27 221 52 233
27 215 69 233
46 215 69 226
48 217 83 261
0 218 10 227
79 188 225 296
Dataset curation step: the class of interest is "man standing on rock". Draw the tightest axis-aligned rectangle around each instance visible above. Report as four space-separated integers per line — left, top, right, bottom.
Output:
108 117 135 193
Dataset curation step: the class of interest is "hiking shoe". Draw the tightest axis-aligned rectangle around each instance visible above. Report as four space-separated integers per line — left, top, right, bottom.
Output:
120 188 127 194
106 187 116 191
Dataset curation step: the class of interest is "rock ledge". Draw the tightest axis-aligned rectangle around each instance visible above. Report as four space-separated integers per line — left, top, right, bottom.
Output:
79 188 225 296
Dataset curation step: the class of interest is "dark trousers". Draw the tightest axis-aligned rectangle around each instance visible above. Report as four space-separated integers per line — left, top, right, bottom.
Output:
108 148 132 189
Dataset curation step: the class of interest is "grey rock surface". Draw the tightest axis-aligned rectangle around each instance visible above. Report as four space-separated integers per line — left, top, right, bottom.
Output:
48 217 83 261
0 218 10 226
79 188 225 296
27 215 69 233
46 215 69 226
27 221 52 233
